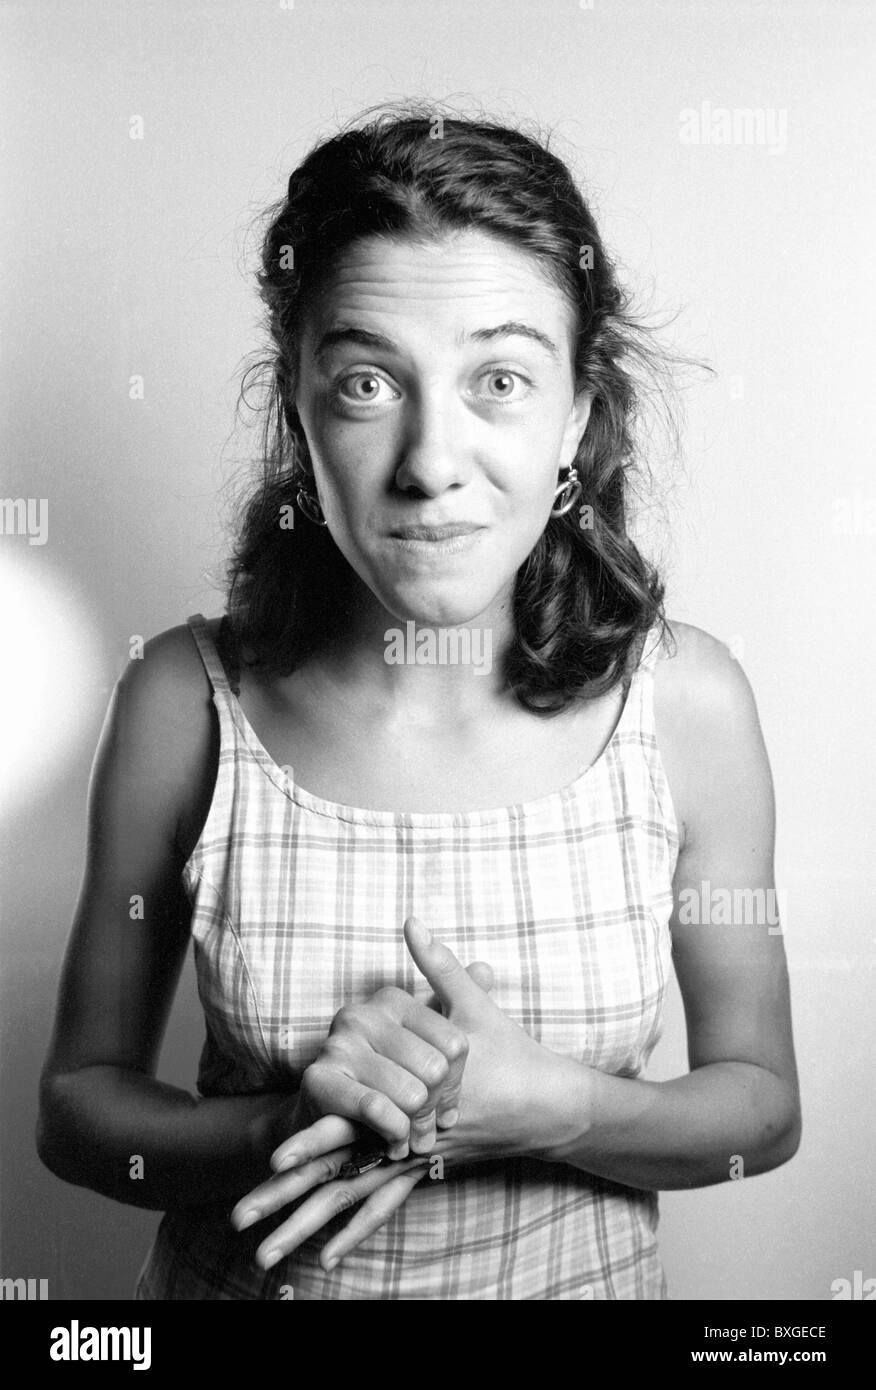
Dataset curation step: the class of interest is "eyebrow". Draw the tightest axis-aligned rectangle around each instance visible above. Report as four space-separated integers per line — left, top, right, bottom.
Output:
314 320 561 364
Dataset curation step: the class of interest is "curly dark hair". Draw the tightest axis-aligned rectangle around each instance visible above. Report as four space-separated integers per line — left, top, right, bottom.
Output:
226 101 684 713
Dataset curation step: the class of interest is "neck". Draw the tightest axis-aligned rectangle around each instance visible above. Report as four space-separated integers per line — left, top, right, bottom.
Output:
305 574 515 723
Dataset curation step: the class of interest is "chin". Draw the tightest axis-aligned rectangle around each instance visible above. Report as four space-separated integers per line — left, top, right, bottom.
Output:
378 579 498 629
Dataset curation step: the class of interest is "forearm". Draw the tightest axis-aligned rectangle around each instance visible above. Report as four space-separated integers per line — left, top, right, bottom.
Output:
544 1058 801 1190
37 1065 298 1211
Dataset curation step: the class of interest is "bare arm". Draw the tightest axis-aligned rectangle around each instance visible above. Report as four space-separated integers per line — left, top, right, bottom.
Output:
546 623 802 1186
36 627 299 1211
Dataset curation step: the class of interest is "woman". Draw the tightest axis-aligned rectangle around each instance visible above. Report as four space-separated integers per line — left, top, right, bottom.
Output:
37 107 801 1300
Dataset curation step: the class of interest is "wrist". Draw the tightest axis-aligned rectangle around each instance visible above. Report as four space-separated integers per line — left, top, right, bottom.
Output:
246 1092 300 1170
529 1053 596 1163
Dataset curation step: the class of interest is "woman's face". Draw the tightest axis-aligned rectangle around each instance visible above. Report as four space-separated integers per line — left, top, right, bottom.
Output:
293 228 592 628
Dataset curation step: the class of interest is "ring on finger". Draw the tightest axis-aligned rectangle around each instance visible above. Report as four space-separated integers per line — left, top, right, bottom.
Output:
336 1149 388 1180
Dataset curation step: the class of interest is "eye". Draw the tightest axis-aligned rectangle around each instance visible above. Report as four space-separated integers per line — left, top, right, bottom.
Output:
332 371 398 406
477 369 532 403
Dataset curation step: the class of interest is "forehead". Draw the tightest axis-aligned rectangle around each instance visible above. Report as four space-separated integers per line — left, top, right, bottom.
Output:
301 229 576 348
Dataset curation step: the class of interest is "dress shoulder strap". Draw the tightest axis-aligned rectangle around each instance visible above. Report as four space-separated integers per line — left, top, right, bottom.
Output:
627 618 681 848
186 613 241 697
637 618 675 676
626 620 674 726
611 619 672 751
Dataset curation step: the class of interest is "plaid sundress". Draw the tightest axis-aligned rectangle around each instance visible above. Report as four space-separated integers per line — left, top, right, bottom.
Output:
135 613 679 1300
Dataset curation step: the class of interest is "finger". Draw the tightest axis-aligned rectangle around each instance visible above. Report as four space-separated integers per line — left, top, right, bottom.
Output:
271 1115 359 1174
320 1168 427 1271
378 1023 450 1150
407 1111 438 1154
349 1050 432 1126
337 1050 430 1159
405 1007 467 1130
387 1006 469 1134
439 963 492 1117
466 960 494 994
339 996 466 1149
231 1145 355 1231
423 959 492 1012
301 1060 411 1145
404 915 488 1024
404 962 493 1127
255 1156 423 1271
345 1007 454 1103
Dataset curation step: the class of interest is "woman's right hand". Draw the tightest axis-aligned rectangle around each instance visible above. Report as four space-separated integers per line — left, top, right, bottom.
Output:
278 963 493 1163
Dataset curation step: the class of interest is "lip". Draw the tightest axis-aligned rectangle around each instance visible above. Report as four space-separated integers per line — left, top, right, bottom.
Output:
388 523 486 558
389 523 485 541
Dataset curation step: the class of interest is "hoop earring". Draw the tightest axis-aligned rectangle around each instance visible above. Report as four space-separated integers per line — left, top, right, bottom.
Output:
296 480 327 526
550 464 582 518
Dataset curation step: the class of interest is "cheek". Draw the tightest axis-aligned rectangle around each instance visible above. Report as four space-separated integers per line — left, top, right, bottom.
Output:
326 468 390 537
299 392 361 468
305 439 376 519
495 426 566 512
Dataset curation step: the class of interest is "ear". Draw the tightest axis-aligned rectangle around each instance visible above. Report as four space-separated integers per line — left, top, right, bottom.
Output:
278 350 304 433
559 389 593 470
280 383 299 438
282 385 313 468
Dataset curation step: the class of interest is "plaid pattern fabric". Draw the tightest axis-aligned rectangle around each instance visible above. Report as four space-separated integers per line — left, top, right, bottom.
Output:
135 614 679 1300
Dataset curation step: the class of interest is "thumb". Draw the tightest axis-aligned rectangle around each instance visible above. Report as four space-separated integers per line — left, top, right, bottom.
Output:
465 960 494 994
404 915 486 1020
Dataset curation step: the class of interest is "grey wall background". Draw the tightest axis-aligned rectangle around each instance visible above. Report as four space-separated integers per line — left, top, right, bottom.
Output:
2 0 873 1300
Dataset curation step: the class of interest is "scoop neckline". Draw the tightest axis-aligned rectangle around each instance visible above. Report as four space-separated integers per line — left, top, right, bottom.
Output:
216 633 653 827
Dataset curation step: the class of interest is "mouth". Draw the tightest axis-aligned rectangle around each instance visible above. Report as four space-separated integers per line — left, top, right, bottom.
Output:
389 523 484 541
387 522 486 557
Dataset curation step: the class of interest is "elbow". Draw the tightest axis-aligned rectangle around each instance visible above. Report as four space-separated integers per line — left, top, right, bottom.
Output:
779 1104 802 1166
36 1073 84 1186
36 1117 65 1182
36 1075 65 1178
759 1092 802 1174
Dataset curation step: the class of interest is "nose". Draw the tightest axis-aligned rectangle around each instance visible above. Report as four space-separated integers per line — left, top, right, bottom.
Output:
393 387 473 498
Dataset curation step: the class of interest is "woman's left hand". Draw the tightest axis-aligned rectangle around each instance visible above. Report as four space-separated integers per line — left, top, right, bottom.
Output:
232 916 594 1273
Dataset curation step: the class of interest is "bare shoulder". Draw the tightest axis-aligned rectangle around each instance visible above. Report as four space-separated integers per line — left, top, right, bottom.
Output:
102 621 218 857
651 619 773 852
652 619 759 716
115 622 214 731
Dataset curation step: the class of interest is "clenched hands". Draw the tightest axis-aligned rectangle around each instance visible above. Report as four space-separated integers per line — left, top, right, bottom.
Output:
231 917 593 1273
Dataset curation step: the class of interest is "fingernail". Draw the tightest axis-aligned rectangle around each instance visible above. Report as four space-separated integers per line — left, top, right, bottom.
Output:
438 1108 459 1128
324 1257 337 1273
408 916 432 945
260 1247 281 1270
273 1153 299 1172
235 1208 259 1231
